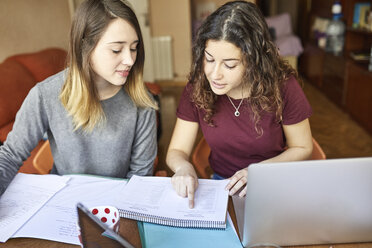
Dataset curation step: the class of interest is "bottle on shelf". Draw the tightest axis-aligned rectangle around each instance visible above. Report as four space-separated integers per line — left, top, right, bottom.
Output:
325 0 345 56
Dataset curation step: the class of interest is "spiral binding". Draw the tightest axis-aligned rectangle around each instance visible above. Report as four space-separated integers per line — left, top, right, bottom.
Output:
118 209 226 229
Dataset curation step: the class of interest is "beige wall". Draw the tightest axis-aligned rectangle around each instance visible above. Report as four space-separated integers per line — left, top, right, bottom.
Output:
0 0 256 80
0 0 71 62
150 0 255 81
149 0 192 81
191 0 256 19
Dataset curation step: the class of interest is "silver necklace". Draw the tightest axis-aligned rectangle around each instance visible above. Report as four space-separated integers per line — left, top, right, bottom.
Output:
227 95 244 117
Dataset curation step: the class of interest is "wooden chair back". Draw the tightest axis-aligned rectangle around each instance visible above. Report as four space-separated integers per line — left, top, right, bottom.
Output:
191 136 326 179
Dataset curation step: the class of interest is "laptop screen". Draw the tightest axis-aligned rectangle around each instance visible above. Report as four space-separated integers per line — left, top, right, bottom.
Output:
77 202 136 248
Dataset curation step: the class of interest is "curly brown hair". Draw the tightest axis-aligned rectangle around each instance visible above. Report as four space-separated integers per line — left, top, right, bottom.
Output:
189 1 297 135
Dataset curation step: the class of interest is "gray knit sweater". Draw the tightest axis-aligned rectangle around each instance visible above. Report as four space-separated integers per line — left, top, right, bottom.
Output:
0 70 157 196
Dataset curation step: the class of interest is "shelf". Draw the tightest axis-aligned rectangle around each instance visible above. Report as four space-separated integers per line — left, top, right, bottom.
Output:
299 0 372 134
348 60 372 74
346 62 372 134
346 27 372 35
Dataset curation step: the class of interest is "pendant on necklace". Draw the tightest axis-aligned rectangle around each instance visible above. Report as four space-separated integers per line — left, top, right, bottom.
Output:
227 95 243 117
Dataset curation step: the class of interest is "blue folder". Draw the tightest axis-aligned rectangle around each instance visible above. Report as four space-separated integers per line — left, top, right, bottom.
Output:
137 217 243 248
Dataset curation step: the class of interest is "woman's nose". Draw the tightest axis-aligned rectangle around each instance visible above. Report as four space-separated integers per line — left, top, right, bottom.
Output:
211 64 223 80
121 49 134 66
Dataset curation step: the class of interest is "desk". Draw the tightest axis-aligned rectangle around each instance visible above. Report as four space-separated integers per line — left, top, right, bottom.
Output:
3 199 372 248
2 217 141 248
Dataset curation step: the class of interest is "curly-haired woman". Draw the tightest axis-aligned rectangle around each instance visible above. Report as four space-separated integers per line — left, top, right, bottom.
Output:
166 1 313 208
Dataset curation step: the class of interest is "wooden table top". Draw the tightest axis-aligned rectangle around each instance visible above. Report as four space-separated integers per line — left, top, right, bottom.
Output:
3 198 372 248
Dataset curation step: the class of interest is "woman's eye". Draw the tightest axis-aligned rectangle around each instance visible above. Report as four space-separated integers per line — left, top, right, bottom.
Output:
112 50 121 54
130 48 137 52
205 58 214 63
225 64 236 69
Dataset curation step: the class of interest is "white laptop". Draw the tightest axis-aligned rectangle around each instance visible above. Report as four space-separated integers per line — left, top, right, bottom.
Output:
232 157 372 247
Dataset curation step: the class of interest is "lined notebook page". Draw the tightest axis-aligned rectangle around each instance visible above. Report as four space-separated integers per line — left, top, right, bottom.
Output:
115 175 229 229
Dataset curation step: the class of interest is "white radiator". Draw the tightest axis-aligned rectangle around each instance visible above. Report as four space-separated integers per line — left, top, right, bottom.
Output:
151 36 173 80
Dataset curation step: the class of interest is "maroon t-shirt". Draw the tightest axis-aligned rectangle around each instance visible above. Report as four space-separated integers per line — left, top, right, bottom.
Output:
176 76 312 178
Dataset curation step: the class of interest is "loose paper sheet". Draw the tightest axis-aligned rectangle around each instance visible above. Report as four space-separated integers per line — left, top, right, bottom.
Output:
0 173 69 242
12 174 128 245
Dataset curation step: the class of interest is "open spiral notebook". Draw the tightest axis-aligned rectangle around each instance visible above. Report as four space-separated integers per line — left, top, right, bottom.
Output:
114 175 230 229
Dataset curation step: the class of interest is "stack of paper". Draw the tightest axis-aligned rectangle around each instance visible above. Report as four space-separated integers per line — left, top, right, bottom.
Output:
12 174 128 245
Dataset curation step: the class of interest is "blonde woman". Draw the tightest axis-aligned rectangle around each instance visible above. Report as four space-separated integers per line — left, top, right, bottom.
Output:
0 0 158 196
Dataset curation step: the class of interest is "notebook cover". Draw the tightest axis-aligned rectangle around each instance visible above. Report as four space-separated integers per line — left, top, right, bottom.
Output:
137 216 242 248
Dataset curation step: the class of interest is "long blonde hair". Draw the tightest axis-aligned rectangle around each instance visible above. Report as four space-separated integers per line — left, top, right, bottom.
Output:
60 0 157 132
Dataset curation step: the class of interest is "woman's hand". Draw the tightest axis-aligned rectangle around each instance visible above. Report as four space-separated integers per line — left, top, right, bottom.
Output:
167 118 200 208
171 165 199 208
225 168 248 197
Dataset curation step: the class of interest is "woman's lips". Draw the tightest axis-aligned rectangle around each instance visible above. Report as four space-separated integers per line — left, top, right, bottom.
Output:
118 70 129 77
211 80 225 89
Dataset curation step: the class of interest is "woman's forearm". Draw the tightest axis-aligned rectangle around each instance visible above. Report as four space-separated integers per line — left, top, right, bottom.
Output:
262 145 313 164
166 149 196 174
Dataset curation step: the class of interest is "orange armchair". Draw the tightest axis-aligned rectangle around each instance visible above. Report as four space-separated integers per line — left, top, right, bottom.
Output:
0 48 67 174
192 136 326 179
